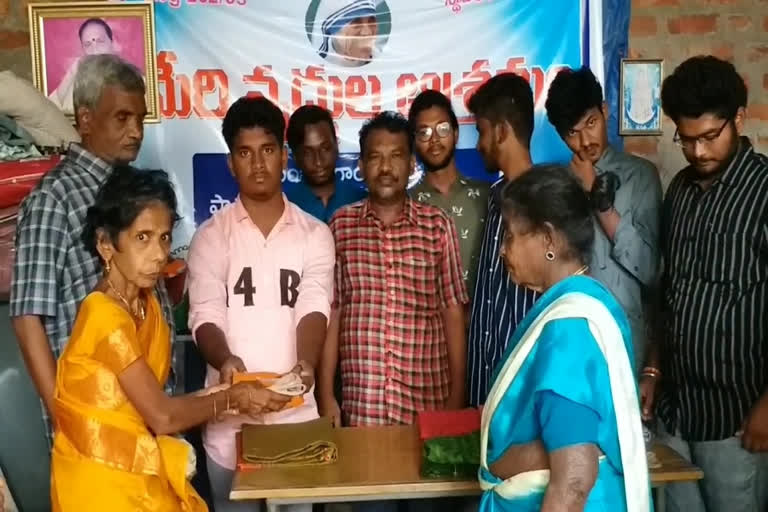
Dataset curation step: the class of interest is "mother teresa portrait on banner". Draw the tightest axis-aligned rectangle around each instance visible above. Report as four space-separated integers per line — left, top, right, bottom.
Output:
310 0 386 67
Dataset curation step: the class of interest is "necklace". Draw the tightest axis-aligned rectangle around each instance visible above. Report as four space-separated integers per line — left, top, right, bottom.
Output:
573 265 589 276
107 278 145 321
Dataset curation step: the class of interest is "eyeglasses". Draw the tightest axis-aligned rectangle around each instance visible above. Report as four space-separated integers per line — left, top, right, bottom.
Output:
673 118 730 150
415 121 453 142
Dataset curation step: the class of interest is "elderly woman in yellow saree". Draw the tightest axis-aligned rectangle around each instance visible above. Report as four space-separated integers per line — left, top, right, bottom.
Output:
51 166 291 512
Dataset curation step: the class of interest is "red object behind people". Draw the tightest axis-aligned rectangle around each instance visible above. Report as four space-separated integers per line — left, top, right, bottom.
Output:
0 155 62 299
0 155 61 208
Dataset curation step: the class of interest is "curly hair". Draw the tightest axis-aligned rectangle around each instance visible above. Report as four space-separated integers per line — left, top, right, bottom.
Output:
408 89 459 132
545 66 603 136
81 165 180 257
286 105 337 156
222 96 286 151
358 111 413 156
661 55 747 122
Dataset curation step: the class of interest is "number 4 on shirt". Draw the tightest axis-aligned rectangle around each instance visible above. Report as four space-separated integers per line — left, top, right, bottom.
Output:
229 267 302 308
233 267 256 306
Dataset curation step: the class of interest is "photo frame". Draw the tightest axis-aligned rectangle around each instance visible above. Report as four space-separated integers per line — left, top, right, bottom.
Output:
28 1 159 123
619 58 663 136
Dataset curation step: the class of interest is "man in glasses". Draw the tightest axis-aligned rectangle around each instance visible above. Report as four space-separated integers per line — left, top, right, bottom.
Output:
643 55 768 512
408 90 489 303
545 66 662 371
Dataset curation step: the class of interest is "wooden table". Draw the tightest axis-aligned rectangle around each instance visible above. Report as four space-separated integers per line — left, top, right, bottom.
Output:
231 426 702 512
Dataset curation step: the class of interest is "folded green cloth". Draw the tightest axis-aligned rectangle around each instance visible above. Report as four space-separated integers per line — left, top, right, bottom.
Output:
241 416 338 467
421 430 481 478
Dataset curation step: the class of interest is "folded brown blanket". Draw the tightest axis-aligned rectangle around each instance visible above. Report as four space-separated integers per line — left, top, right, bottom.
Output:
241 417 338 467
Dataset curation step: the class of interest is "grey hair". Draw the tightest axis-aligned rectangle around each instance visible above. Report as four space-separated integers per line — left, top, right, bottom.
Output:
72 54 144 118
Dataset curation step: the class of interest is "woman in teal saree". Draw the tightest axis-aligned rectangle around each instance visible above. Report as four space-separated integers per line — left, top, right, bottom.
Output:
479 166 650 512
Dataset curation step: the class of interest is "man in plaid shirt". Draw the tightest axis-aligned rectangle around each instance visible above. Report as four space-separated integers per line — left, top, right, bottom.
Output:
318 111 468 428
10 54 177 446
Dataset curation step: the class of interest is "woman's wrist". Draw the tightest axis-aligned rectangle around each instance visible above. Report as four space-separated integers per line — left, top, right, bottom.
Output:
211 390 231 421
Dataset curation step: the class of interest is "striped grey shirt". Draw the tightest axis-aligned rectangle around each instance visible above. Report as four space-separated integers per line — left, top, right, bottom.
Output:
657 138 768 441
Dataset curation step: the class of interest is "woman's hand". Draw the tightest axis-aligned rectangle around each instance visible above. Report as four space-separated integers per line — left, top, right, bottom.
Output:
227 382 291 418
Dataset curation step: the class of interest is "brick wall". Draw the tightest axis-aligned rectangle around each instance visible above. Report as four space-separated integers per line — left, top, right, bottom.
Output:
1 0 767 186
628 0 768 186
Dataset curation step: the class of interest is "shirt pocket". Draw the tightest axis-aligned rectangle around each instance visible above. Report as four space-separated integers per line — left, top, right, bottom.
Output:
698 232 762 287
398 254 440 308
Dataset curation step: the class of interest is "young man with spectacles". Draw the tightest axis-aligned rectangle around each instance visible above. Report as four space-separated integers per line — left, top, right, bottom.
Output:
408 90 490 303
643 55 768 512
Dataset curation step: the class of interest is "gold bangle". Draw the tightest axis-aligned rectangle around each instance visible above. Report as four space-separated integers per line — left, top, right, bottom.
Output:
642 366 662 378
226 390 231 412
213 393 218 420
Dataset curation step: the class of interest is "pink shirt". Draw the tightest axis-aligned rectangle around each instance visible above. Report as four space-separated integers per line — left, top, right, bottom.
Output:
187 196 335 469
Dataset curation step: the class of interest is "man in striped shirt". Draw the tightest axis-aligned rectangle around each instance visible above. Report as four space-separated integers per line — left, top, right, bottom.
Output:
318 111 468 430
465 73 539 406
644 56 768 512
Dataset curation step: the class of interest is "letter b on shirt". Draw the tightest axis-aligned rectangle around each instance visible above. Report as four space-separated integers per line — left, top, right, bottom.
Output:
280 269 301 308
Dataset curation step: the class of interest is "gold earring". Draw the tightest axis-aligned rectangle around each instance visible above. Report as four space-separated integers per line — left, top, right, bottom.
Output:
104 260 111 274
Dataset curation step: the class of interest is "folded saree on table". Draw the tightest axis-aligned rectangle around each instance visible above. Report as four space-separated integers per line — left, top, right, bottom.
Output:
241 416 338 467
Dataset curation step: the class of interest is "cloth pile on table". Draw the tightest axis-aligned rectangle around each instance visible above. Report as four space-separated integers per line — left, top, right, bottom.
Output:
241 416 338 467
417 408 482 478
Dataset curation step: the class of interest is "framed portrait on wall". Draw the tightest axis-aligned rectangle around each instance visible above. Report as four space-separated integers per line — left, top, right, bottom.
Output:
619 58 663 136
27 1 159 122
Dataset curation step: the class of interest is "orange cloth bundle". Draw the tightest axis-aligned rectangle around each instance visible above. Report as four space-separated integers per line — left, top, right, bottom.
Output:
232 372 305 409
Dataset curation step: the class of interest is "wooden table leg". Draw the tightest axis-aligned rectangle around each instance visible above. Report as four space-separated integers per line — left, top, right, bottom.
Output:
655 484 666 512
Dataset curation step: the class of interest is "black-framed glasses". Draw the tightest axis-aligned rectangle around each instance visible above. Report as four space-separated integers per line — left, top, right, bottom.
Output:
415 121 453 142
673 118 730 150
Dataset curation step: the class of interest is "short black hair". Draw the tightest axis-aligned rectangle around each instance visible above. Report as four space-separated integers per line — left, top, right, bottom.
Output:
500 165 594 264
222 96 285 151
79 18 113 42
358 111 413 156
545 66 603 136
286 105 336 156
81 165 180 257
661 55 748 123
408 89 459 132
467 73 534 148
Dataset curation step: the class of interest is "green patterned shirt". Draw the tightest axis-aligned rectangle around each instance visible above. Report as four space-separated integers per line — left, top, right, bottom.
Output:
411 175 490 298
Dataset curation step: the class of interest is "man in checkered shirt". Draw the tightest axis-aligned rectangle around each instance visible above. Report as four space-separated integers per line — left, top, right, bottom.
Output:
318 111 468 428
10 54 177 447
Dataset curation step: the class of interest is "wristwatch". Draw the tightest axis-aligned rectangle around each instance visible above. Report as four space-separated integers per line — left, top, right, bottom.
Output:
590 172 620 212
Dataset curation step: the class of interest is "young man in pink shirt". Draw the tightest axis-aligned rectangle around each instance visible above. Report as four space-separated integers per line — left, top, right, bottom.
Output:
187 96 335 512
